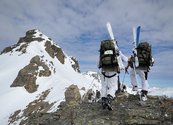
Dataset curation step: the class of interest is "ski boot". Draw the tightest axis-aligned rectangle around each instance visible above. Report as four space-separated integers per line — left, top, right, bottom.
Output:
106 94 113 111
101 97 107 109
101 95 114 110
141 90 148 101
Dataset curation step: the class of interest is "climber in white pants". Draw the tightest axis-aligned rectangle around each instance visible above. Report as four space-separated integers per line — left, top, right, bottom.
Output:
129 68 149 92
100 72 118 98
125 56 152 101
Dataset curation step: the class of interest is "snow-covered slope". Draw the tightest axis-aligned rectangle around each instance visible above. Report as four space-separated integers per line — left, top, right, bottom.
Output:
0 29 100 124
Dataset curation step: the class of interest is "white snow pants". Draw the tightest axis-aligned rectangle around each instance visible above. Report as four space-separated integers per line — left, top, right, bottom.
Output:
100 72 118 98
129 68 149 91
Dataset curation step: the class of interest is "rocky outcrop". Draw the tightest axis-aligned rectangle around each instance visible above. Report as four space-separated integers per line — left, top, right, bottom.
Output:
23 94 173 125
17 29 44 44
8 89 55 125
65 84 81 107
11 55 51 93
70 57 80 73
0 45 16 54
45 40 65 64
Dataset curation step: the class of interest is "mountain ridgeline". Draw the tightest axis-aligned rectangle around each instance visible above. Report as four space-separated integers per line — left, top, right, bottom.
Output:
0 29 101 124
0 29 172 125
1 29 80 93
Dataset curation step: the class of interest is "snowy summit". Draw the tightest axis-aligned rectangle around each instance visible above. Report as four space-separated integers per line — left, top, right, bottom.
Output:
0 29 100 124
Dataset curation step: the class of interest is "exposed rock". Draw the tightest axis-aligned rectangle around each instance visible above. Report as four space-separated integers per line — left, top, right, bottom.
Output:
0 45 16 54
70 57 80 73
1 29 44 55
65 84 81 107
81 89 94 102
8 89 55 125
45 40 65 64
17 29 44 44
8 110 21 124
15 43 28 54
81 87 86 91
25 94 173 125
11 55 51 93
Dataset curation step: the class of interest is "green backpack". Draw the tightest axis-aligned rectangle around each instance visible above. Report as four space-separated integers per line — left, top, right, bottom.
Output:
99 40 119 70
137 42 152 68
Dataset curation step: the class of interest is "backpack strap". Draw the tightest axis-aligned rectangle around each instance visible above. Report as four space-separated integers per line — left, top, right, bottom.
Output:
102 72 116 78
140 52 150 71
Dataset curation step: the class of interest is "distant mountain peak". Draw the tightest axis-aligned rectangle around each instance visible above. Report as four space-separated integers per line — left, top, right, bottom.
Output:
17 29 44 44
0 29 99 124
1 29 52 55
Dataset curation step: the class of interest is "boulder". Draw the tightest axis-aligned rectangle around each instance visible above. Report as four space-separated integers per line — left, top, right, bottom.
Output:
65 84 81 107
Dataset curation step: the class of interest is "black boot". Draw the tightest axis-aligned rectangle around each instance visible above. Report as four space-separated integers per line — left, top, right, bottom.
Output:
141 90 148 101
101 97 107 109
106 94 113 111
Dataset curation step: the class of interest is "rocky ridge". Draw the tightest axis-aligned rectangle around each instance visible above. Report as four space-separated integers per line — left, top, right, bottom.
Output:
13 85 173 125
0 29 100 125
2 29 81 93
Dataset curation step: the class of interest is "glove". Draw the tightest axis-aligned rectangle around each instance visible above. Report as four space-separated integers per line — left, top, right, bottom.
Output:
125 67 129 74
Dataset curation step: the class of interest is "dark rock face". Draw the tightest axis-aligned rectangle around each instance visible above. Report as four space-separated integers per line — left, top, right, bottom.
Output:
1 29 66 67
0 46 16 54
17 29 44 44
45 41 65 64
70 57 80 73
24 94 173 125
11 55 51 93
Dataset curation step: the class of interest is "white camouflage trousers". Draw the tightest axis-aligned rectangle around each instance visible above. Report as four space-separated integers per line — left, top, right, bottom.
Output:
129 68 149 91
100 72 118 98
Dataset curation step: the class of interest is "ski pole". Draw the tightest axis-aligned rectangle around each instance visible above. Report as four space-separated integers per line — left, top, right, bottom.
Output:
81 69 100 102
122 71 126 85
81 77 95 101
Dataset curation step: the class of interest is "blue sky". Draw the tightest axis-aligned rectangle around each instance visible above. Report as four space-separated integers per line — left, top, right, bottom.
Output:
0 0 173 87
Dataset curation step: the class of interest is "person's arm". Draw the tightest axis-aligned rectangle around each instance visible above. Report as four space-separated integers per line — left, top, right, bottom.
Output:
125 56 134 73
119 51 128 63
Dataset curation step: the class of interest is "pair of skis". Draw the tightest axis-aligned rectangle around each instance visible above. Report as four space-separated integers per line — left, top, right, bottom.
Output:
106 22 142 100
106 22 141 69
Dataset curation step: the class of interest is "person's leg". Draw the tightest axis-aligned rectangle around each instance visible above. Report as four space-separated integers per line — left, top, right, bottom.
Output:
137 70 148 101
129 68 138 90
100 72 109 109
138 70 148 91
101 72 117 110
100 72 107 98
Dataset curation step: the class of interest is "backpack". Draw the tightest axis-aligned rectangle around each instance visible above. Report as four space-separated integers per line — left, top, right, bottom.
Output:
99 40 119 72
137 42 152 68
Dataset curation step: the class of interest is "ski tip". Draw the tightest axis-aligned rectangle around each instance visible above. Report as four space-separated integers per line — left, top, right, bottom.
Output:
106 21 110 24
137 26 141 29
106 22 111 27
132 26 141 31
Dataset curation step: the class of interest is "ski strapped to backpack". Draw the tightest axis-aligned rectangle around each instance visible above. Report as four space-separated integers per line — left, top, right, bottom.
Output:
132 26 153 71
106 22 124 70
132 26 141 67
